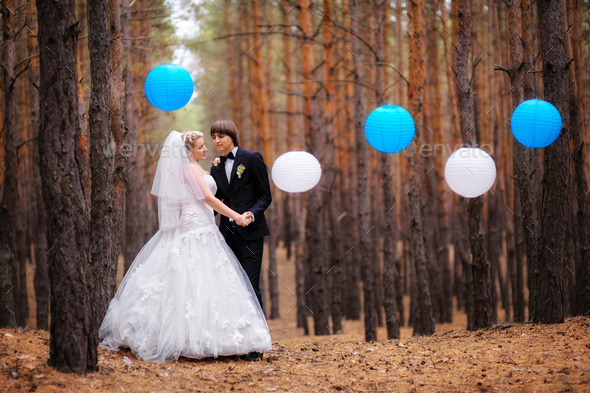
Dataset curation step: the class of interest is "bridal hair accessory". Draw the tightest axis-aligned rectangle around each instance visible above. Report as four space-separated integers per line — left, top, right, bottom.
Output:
151 131 206 229
182 131 204 152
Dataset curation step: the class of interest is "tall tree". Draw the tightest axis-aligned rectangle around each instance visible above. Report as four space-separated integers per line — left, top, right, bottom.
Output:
14 0 30 327
26 0 49 330
87 0 115 370
279 0 308 333
123 0 152 273
349 0 377 341
251 0 279 319
341 0 362 322
567 0 590 317
298 0 330 335
500 0 538 323
531 0 571 324
322 0 343 334
0 0 18 328
109 0 127 282
429 0 452 324
407 0 435 336
373 0 400 339
37 0 92 372
455 0 491 330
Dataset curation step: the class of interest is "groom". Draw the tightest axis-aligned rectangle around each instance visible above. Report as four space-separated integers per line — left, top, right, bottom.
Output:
210 120 272 360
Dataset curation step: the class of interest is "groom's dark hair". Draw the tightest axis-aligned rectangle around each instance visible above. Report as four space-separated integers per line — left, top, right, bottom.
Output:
210 120 240 147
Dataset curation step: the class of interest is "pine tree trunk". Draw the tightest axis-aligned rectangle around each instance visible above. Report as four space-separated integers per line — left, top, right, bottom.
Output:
224 0 240 126
87 0 118 370
321 0 343 334
294 194 309 333
14 1 30 327
298 0 330 336
342 0 361 321
279 0 307 332
407 0 435 336
372 0 400 339
455 0 491 330
441 0 463 318
109 0 127 279
531 0 571 324
349 0 377 341
25 0 49 331
567 0 590 317
504 0 538 323
37 0 92 372
123 1 149 273
430 0 453 324
0 0 18 328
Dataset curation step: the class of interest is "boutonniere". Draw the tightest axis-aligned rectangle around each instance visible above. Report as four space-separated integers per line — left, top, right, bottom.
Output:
236 164 246 179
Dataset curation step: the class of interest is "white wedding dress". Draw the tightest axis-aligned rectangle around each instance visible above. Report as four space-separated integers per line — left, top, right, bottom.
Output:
99 174 272 363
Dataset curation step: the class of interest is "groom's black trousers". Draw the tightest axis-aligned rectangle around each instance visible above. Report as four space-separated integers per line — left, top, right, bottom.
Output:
224 228 264 310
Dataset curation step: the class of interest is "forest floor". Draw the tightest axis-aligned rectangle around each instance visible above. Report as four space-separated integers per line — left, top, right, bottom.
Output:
1 316 589 392
2 246 590 392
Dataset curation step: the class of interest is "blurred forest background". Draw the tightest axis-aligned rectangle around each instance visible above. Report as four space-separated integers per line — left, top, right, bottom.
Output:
0 0 589 374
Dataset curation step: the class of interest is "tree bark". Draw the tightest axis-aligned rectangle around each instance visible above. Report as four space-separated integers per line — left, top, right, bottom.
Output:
0 0 18 328
349 0 377 341
298 0 330 336
566 0 590 317
531 0 571 324
251 0 279 320
373 0 400 339
565 0 590 315
504 0 538 323
24 0 49 331
86 0 116 370
109 0 127 280
455 0 491 330
123 0 151 273
429 0 453 324
407 0 435 336
37 0 92 372
322 0 343 334
342 0 361 321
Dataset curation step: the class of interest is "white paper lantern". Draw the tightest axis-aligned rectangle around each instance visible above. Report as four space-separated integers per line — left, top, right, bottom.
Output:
271 151 322 193
444 148 496 198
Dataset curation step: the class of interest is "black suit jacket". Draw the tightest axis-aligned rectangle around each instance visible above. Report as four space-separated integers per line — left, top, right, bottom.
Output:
210 147 272 241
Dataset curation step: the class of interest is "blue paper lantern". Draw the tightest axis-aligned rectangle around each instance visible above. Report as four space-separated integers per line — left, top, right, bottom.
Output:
510 99 562 148
364 105 415 153
144 64 193 111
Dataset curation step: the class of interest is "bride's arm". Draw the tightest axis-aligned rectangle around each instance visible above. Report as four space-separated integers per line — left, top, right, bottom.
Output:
187 164 250 225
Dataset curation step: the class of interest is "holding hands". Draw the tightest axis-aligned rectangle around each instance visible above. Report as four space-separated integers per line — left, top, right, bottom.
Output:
235 211 253 227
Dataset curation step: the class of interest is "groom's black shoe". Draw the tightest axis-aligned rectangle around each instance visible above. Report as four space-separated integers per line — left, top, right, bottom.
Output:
243 351 263 361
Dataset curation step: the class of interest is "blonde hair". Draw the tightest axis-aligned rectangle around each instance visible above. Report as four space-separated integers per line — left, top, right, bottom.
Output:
182 130 204 151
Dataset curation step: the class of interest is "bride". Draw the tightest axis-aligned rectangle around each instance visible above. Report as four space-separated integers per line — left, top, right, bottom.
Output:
99 130 272 363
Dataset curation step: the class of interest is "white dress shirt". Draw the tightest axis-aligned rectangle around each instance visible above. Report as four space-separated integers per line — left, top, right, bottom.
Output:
225 146 238 183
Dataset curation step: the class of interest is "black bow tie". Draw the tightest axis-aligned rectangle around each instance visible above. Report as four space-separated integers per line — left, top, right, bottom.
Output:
219 151 236 163
220 151 235 164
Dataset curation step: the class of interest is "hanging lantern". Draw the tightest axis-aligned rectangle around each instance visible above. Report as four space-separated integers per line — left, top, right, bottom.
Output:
271 151 322 193
510 99 562 148
364 105 415 153
144 64 193 111
444 148 496 198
